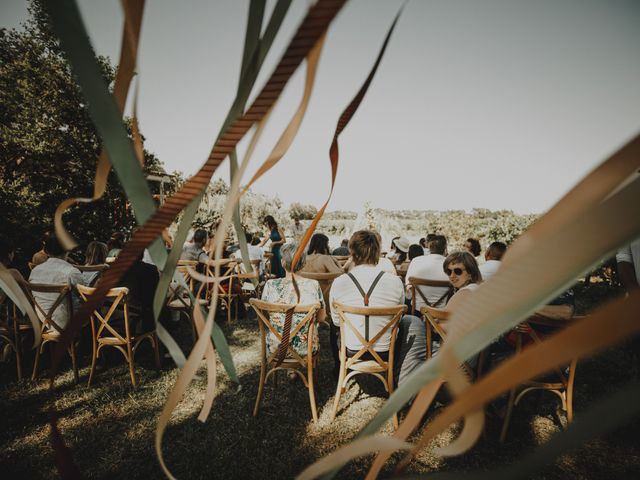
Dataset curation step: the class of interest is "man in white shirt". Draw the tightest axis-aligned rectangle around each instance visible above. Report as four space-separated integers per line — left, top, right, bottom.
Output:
290 218 305 242
404 235 451 311
235 232 265 276
616 237 640 294
479 241 507 281
329 230 426 385
29 236 80 330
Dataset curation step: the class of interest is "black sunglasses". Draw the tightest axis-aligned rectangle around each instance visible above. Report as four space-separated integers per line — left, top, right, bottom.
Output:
445 267 466 276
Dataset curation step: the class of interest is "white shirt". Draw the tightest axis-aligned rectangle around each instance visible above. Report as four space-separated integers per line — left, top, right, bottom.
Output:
376 256 397 275
479 259 501 281
616 237 640 284
233 244 265 275
404 254 449 310
329 264 405 352
29 257 80 330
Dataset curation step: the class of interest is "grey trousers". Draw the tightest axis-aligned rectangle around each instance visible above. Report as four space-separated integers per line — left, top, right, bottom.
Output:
330 314 427 387
395 314 427 386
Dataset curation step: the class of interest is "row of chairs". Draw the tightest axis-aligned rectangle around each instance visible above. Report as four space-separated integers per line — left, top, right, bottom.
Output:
251 271 580 442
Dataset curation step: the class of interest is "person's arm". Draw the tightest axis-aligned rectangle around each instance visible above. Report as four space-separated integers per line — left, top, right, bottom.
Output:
324 255 343 274
617 261 638 294
258 233 269 247
446 288 472 311
616 246 638 295
275 228 286 246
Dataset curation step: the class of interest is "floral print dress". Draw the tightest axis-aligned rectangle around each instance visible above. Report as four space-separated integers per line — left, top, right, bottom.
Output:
261 276 324 357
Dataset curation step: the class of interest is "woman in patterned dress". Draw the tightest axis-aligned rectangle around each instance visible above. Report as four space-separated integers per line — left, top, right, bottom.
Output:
260 242 325 357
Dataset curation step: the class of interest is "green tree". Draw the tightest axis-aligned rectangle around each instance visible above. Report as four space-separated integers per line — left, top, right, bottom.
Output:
0 1 168 265
289 202 317 220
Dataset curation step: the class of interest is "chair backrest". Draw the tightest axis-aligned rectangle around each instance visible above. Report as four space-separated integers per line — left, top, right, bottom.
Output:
249 298 321 365
421 305 451 338
26 283 72 334
76 264 108 273
77 285 131 343
332 255 350 268
297 271 342 314
332 301 406 367
408 276 453 314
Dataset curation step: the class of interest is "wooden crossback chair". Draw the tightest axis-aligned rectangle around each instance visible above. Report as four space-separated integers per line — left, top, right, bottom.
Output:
166 264 208 343
332 255 350 268
235 258 263 300
75 264 108 273
0 294 33 380
297 271 343 326
203 259 240 323
27 283 79 383
77 285 160 388
330 301 407 427
499 310 582 442
407 276 452 316
421 305 485 380
250 299 322 422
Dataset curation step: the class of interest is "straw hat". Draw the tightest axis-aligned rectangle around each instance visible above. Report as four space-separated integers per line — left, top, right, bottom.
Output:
394 237 410 253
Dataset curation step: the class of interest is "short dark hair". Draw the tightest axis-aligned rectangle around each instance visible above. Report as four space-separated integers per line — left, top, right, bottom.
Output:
465 238 481 257
429 235 447 255
108 232 125 250
349 230 380 266
444 251 482 284
44 236 66 257
408 244 424 261
486 241 507 261
245 232 254 243
308 233 330 255
193 229 207 245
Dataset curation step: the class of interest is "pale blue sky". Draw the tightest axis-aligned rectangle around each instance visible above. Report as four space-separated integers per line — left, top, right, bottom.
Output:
3 0 640 214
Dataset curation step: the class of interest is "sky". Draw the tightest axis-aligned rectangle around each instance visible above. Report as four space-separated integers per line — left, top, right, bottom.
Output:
2 0 640 214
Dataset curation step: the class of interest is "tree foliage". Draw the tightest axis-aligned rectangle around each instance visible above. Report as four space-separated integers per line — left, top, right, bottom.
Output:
0 1 168 265
288 202 317 220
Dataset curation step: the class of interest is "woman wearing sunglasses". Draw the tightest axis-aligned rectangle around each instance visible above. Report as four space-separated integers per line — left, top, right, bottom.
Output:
443 251 483 310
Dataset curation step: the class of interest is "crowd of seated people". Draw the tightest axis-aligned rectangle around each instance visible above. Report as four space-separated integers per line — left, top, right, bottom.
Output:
2 221 514 387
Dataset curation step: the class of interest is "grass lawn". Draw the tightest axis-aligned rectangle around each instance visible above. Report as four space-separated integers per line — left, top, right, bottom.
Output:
1 283 639 479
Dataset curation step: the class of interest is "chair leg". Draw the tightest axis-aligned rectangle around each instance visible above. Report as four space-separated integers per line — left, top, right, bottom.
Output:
566 359 577 423
253 359 267 417
330 361 347 421
127 342 137 388
88 341 98 387
15 337 23 381
70 342 79 384
32 341 44 380
308 360 318 423
499 387 517 443
153 334 161 370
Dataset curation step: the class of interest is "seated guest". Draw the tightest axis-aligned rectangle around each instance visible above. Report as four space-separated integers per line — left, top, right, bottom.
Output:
332 238 350 256
386 236 400 260
69 241 108 288
29 235 80 330
302 233 343 274
31 232 51 266
404 234 451 310
423 233 436 255
464 237 484 265
408 244 424 262
0 238 26 289
260 242 326 358
120 252 161 332
443 251 483 311
344 231 397 275
181 228 209 266
479 241 507 281
329 230 427 385
392 237 410 266
107 232 126 257
232 232 265 276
